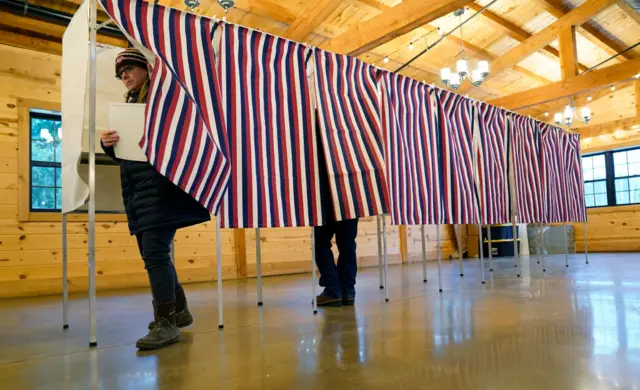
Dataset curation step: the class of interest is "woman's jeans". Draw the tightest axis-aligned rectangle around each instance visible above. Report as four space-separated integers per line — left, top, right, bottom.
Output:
136 228 180 304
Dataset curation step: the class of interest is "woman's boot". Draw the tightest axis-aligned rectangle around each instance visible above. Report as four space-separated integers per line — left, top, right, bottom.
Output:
136 300 180 350
148 286 193 330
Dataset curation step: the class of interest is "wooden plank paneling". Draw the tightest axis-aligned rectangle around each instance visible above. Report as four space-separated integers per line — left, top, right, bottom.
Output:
573 205 640 252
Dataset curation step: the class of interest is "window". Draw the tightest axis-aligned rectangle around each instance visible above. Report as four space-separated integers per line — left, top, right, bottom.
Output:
583 154 607 207
612 149 640 206
30 110 62 212
582 147 640 208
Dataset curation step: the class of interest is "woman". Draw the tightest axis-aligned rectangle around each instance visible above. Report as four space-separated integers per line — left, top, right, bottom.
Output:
101 48 211 350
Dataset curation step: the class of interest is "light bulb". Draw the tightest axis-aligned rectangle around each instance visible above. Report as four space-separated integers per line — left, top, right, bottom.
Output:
615 129 626 138
635 73 640 79
554 112 563 125
441 68 451 85
408 42 414 50
581 107 591 124
563 104 573 127
610 85 616 91
471 69 483 86
456 59 468 77
449 73 461 90
587 95 592 102
383 56 389 64
478 60 489 77
544 112 549 117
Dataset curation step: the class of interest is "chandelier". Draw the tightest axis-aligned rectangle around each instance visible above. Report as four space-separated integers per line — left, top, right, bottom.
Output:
440 9 489 90
553 98 591 128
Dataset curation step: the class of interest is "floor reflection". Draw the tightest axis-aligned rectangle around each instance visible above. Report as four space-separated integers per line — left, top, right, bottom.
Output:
2 254 640 389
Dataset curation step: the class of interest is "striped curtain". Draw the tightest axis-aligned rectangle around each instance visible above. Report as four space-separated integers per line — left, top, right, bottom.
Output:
563 132 587 222
217 24 321 228
435 89 479 224
99 0 230 213
379 72 441 225
474 102 510 225
313 49 389 221
509 114 543 224
539 123 568 223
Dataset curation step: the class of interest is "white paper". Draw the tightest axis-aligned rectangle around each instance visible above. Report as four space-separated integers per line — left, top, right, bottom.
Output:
108 103 148 162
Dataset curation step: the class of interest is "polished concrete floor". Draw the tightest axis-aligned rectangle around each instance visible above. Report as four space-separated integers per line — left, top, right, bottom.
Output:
1 253 640 389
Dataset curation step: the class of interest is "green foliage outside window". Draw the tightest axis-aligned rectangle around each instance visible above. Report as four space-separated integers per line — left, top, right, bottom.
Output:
30 112 62 212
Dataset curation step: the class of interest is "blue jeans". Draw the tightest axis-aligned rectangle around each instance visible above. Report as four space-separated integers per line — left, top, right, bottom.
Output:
136 228 180 304
314 219 359 299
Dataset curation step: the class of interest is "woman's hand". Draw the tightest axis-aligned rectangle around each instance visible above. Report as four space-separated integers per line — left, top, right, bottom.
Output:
101 130 120 147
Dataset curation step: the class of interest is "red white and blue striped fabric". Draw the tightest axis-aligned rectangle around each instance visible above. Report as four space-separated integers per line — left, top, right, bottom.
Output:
379 73 441 225
217 24 321 228
509 114 543 224
473 102 510 225
313 49 389 221
99 0 230 213
539 123 567 223
435 89 479 224
563 132 587 222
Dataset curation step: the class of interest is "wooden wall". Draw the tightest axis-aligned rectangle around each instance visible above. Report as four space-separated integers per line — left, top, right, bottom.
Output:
574 205 640 253
0 43 455 298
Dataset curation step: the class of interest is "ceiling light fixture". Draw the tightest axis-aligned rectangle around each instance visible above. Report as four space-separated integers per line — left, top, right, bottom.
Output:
554 98 591 128
440 9 489 90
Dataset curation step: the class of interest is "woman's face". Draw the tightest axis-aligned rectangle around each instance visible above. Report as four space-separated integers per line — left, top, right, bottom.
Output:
119 65 148 92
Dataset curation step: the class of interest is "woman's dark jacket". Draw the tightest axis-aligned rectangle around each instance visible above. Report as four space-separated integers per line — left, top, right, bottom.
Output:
101 92 210 235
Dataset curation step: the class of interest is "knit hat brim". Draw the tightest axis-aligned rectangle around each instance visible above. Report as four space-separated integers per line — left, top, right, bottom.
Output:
115 49 148 78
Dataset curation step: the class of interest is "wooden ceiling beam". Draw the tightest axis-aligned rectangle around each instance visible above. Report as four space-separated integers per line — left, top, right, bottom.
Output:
228 0 298 24
321 0 473 56
617 0 640 26
458 0 618 94
283 0 341 42
559 26 579 79
487 56 640 109
535 0 635 60
467 3 588 72
0 28 62 55
0 10 127 49
580 115 640 137
521 80 634 118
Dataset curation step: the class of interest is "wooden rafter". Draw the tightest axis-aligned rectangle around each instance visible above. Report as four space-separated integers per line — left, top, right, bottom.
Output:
520 80 635 118
535 0 635 60
580 115 640 137
321 0 472 56
488 56 640 109
467 3 589 72
284 0 341 42
458 0 618 94
0 10 127 54
559 26 579 79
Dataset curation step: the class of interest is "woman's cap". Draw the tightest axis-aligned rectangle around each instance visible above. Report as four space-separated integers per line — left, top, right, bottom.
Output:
115 48 148 79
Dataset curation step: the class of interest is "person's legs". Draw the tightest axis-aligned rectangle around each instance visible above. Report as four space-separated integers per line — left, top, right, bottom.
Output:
314 223 342 299
335 218 359 300
139 234 193 330
135 228 180 350
139 228 178 303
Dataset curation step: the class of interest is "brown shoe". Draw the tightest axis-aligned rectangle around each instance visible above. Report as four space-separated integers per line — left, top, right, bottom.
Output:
315 291 342 307
342 297 355 306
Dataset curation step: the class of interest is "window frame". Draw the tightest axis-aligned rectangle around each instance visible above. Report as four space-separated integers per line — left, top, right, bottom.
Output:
29 110 62 213
583 146 640 209
17 98 126 222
